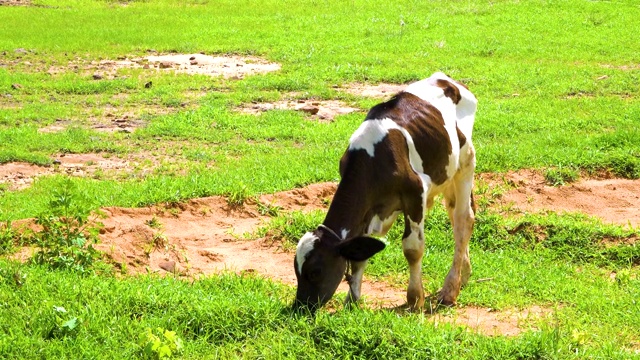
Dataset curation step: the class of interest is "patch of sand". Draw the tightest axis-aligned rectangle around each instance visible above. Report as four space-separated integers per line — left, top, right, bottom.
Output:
431 305 554 336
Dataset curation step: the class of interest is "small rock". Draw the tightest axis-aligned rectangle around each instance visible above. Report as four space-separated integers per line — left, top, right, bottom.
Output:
142 64 150 69
100 225 116 235
53 159 62 165
299 105 320 115
144 81 153 88
11 83 22 90
159 62 173 69
92 74 103 80
190 60 198 65
159 260 177 273
189 56 196 60
14 48 27 54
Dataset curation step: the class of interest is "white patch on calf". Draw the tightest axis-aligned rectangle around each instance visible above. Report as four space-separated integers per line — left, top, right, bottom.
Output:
403 218 424 251
405 72 478 179
348 118 394 157
367 211 401 236
296 232 318 274
349 119 425 176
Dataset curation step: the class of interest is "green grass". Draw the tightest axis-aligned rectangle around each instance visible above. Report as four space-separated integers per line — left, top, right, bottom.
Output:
1 260 637 359
1 0 640 358
1 0 639 219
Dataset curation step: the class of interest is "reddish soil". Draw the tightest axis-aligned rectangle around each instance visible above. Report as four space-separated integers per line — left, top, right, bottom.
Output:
9 170 639 335
100 171 639 336
481 170 640 228
92 179 562 336
340 83 406 98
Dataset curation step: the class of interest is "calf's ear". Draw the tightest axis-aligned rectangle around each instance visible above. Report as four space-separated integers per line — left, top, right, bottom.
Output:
336 237 386 262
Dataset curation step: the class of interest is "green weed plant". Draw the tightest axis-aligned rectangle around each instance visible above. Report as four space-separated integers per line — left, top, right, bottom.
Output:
30 181 103 274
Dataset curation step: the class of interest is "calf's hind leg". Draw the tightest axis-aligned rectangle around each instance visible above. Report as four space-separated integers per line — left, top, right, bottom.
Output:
439 175 475 306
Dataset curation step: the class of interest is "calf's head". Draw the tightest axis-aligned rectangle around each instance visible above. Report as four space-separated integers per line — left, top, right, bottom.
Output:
293 227 386 312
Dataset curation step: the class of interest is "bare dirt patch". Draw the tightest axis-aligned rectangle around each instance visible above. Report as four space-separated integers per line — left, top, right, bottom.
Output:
0 153 156 190
38 110 153 134
47 53 281 80
238 99 360 121
432 305 554 336
0 0 31 6
481 170 640 228
92 181 554 336
98 182 337 279
340 83 406 98
236 82 407 121
4 179 556 336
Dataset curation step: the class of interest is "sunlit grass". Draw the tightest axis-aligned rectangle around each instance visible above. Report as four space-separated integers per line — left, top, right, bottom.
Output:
1 0 639 358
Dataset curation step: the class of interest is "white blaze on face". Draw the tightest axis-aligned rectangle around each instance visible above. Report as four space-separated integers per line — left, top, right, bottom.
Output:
296 232 318 275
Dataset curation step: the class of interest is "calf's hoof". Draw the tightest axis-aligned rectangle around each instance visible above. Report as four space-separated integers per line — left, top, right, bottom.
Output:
436 290 457 307
407 290 425 312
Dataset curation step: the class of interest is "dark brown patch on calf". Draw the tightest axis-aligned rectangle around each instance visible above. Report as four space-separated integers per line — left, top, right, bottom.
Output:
331 131 411 235
435 79 461 104
366 92 452 185
457 126 467 148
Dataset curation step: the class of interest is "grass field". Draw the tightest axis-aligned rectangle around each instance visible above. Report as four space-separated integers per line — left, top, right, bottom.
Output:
1 0 639 358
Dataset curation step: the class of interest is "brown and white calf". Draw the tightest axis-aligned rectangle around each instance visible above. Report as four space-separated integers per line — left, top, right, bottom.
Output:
293 72 477 312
